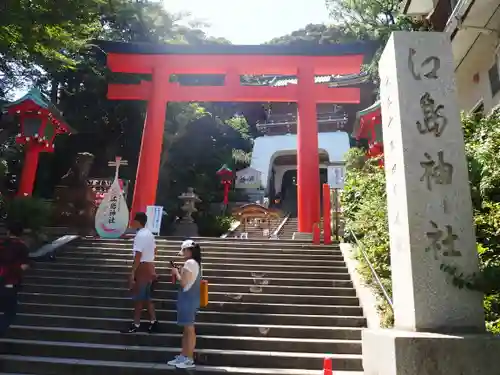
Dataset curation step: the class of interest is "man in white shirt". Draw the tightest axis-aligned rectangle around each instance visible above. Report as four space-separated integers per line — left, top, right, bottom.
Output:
122 212 158 334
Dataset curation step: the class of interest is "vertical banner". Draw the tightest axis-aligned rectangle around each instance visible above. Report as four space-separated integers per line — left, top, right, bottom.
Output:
146 205 163 235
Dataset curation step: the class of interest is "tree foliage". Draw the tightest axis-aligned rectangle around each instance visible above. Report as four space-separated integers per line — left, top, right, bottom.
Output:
325 0 428 87
267 23 361 46
341 148 393 326
1 0 250 235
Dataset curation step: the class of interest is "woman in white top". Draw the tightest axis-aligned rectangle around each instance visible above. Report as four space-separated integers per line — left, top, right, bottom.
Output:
167 239 201 369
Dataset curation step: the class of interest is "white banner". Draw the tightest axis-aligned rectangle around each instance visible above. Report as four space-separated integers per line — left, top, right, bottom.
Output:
146 205 163 235
236 167 262 189
95 179 129 239
328 165 345 189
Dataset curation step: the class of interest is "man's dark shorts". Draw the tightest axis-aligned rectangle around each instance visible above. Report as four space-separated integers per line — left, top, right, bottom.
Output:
132 282 152 301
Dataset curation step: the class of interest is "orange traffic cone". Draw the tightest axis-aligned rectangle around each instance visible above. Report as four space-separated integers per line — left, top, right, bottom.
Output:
323 356 332 375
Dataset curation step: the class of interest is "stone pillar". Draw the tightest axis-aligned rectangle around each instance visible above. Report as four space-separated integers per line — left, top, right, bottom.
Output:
362 31 500 375
18 145 40 196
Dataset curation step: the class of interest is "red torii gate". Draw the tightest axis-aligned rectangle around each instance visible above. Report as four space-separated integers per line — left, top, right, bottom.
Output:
102 42 367 233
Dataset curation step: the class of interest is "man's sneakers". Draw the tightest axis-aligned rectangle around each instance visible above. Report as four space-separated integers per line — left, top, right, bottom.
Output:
121 321 159 334
148 320 160 333
167 355 195 369
121 322 139 333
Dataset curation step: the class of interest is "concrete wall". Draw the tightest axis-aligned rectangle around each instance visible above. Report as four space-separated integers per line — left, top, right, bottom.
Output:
455 32 500 113
250 132 351 193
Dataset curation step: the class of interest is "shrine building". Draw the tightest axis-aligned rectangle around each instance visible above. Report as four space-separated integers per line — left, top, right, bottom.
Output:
249 73 374 214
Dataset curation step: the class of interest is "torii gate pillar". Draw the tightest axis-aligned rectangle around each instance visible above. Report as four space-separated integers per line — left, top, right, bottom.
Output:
131 69 168 217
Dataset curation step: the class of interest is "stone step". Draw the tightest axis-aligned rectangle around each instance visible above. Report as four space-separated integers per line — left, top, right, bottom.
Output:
15 313 364 341
22 276 357 296
5 236 363 375
29 265 351 280
0 355 363 375
6 326 362 354
61 247 345 260
0 339 363 370
18 302 364 326
72 243 342 255
78 239 336 250
20 284 360 305
55 253 346 267
25 271 353 287
35 260 348 274
19 293 360 317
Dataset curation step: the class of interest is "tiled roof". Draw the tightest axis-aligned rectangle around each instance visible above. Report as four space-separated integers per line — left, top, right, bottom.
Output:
252 72 370 87
99 40 374 56
3 88 73 132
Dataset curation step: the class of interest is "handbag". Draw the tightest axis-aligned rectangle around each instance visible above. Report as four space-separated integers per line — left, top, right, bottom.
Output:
199 264 208 308
200 279 208 308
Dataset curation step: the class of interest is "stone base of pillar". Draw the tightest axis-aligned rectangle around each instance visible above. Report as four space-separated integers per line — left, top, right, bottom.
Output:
292 232 312 241
362 329 500 375
172 220 199 238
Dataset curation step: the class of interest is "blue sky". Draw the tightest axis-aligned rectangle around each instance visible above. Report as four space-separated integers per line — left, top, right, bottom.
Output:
164 0 332 44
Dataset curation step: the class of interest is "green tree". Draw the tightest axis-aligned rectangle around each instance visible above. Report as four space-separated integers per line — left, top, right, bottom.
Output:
267 23 363 45
326 0 428 86
0 0 108 98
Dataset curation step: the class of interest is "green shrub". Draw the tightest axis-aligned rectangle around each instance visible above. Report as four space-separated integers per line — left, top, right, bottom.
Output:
342 148 393 325
464 109 500 333
195 213 233 237
6 196 52 233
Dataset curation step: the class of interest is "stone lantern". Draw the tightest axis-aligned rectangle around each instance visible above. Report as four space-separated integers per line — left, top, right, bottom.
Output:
173 187 201 237
178 187 201 223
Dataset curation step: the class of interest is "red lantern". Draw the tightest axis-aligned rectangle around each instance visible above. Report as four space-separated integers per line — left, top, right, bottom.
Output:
4 88 73 196
216 164 233 205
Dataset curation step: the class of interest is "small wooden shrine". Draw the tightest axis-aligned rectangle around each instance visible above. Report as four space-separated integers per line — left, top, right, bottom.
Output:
232 203 281 233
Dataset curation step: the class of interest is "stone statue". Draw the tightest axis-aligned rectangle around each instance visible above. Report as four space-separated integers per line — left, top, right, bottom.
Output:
53 152 96 234
59 152 94 187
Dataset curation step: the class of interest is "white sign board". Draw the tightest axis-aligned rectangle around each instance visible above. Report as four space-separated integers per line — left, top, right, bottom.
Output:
146 205 163 235
236 167 262 189
327 165 345 189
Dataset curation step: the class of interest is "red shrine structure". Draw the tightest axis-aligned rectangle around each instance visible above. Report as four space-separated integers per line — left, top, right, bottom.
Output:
3 88 72 196
216 164 234 206
353 101 384 159
102 42 369 232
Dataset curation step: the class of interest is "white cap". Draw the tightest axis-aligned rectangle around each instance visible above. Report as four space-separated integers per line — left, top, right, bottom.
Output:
179 239 196 255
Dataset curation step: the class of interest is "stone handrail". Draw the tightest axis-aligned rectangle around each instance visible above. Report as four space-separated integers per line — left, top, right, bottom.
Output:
348 228 393 312
272 213 290 238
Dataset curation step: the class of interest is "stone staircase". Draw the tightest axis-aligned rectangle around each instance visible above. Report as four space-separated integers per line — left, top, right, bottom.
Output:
231 219 281 239
278 217 298 240
0 237 365 374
